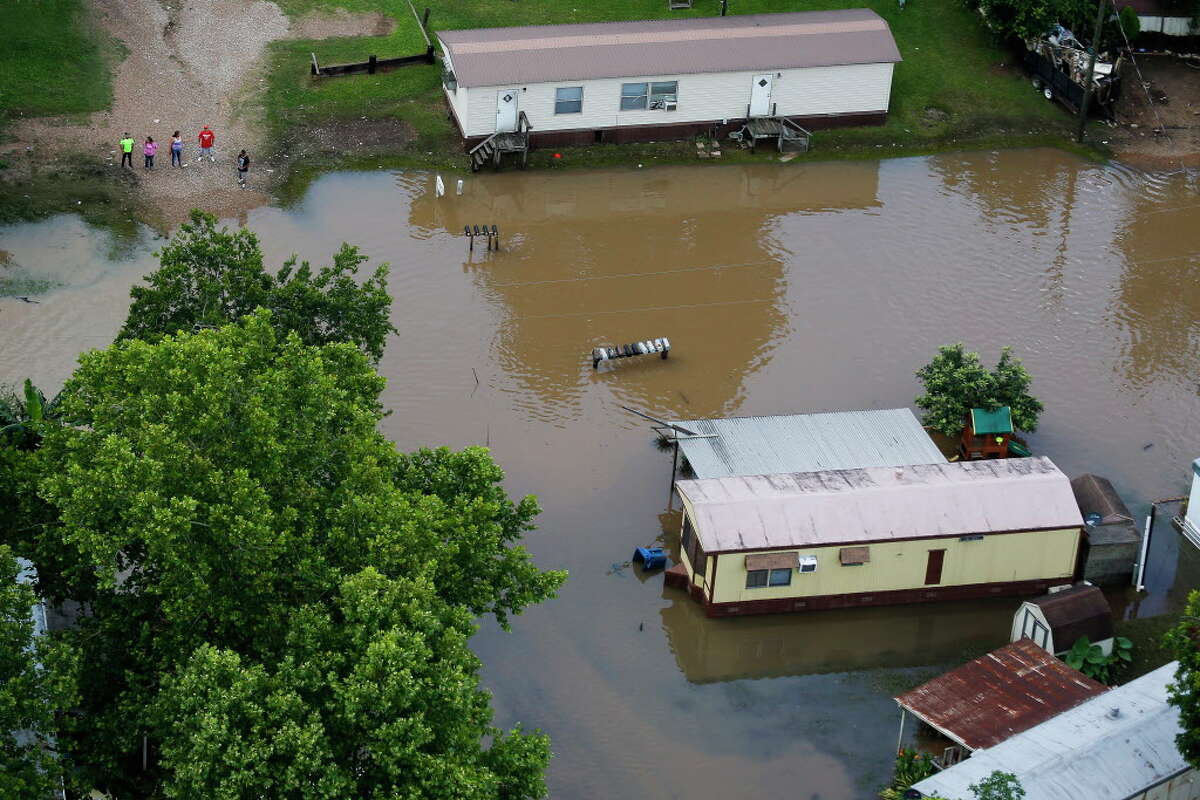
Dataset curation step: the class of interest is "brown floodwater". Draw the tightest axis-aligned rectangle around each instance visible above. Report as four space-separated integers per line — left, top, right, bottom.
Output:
2 149 1199 799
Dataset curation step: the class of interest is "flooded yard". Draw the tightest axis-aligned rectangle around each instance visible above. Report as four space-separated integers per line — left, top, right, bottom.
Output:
2 149 1199 798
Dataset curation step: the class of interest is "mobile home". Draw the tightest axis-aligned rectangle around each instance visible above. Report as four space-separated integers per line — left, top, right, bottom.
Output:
437 9 902 148
673 456 1084 616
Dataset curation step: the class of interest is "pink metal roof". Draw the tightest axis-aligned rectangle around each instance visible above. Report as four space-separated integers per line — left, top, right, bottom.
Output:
675 456 1082 553
895 639 1109 751
438 10 902 88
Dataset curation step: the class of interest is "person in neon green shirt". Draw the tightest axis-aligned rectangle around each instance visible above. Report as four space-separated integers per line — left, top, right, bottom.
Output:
119 133 134 168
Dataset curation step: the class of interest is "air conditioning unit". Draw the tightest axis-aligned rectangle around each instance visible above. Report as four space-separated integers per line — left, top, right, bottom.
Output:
664 100 678 111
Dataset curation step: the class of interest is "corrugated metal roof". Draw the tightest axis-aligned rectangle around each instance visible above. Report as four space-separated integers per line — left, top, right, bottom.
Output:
896 639 1108 752
672 408 945 480
1027 583 1113 647
438 10 902 88
913 662 1185 800
676 457 1083 553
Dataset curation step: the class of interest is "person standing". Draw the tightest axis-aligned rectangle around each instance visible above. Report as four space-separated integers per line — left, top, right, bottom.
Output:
198 125 215 162
119 133 134 168
236 149 250 188
143 136 158 169
170 131 184 167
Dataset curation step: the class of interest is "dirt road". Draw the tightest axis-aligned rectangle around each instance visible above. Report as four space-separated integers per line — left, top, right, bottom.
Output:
7 0 389 226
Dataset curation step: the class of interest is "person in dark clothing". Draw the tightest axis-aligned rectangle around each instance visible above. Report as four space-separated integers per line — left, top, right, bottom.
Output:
236 149 250 188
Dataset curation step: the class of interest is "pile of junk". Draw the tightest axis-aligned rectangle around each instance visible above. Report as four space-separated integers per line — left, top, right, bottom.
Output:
1024 24 1123 116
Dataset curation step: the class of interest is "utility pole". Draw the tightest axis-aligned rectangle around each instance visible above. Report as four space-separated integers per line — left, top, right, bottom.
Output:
1076 0 1108 143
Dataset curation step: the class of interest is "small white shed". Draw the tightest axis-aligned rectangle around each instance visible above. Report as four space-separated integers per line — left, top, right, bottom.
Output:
437 10 902 147
1011 582 1114 656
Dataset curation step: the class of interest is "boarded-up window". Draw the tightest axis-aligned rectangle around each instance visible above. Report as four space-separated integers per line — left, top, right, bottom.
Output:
744 552 796 571
839 546 870 566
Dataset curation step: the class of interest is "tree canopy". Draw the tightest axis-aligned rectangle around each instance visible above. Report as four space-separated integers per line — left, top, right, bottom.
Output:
4 310 564 797
118 210 396 362
0 545 78 799
1168 590 1200 767
915 344 1044 437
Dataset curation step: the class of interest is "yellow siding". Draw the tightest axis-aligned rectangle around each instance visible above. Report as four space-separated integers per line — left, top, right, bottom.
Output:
708 528 1080 605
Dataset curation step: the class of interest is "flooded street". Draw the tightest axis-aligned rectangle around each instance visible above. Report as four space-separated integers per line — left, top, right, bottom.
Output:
2 149 1199 799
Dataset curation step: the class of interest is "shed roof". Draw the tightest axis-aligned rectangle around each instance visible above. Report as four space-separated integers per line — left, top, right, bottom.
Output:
438 10 902 88
1025 583 1113 647
671 408 945 480
676 456 1082 553
895 639 1108 752
970 406 1013 434
913 662 1185 800
1071 473 1135 527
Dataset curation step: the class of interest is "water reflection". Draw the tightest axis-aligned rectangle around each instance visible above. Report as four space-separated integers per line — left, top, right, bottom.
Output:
406 162 881 424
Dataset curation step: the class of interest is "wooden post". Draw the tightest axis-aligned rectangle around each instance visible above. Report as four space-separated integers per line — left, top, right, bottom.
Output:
721 0 728 14
422 7 430 28
425 44 435 64
668 439 680 510
368 54 377 74
1076 0 1107 143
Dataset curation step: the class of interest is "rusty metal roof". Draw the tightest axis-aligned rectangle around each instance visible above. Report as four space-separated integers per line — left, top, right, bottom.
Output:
676 456 1082 553
438 10 902 88
913 662 1184 800
895 639 1108 751
1027 583 1113 647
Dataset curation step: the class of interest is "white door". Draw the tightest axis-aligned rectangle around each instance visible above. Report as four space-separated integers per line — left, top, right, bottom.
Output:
496 89 519 132
749 73 773 117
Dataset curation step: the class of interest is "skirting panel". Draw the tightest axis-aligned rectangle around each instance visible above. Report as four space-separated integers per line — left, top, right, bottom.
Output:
457 109 888 151
701 578 1060 618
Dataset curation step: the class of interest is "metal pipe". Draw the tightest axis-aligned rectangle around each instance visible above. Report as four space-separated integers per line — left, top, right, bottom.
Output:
1135 505 1154 592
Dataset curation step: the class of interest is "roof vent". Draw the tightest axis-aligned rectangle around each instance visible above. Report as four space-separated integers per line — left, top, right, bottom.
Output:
1106 707 1121 719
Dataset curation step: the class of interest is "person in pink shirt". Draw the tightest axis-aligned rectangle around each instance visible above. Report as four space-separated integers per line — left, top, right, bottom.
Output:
143 136 158 169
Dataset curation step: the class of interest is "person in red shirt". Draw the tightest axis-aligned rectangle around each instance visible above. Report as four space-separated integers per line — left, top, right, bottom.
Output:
198 126 215 162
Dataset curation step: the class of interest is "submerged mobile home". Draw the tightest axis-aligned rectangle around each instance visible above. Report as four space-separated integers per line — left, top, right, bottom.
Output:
672 456 1084 616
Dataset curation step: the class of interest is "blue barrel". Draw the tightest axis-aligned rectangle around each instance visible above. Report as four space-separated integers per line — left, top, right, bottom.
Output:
634 547 667 570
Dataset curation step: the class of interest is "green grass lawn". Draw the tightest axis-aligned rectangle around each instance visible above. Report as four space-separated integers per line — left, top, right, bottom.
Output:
0 0 120 130
265 0 1080 170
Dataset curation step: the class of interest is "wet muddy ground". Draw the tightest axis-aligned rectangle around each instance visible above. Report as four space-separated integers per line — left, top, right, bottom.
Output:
2 149 1199 798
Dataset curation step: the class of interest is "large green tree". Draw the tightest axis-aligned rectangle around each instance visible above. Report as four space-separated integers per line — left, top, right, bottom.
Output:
1168 590 1200 766
915 344 1044 437
0 545 79 798
118 210 396 362
21 311 563 797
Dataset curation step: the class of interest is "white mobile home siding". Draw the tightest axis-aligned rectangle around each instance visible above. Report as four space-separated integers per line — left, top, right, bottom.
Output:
456 63 894 138
441 50 470 131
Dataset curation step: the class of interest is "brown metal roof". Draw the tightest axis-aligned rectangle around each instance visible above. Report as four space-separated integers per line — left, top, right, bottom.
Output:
1071 474 1134 527
1029 584 1114 647
895 639 1108 751
438 10 902 88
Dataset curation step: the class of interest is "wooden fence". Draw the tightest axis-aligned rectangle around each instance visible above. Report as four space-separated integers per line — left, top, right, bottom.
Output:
310 1 434 78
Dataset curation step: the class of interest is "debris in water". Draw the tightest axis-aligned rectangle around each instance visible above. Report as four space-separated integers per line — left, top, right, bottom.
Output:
593 338 670 369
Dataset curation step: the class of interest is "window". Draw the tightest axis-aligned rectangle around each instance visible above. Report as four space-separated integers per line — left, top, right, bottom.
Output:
621 81 679 111
555 86 583 114
768 568 792 587
746 569 768 588
649 81 678 110
798 555 818 573
620 83 648 110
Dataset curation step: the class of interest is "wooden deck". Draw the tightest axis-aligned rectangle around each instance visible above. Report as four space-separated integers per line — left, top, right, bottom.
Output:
738 117 812 154
469 112 533 171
